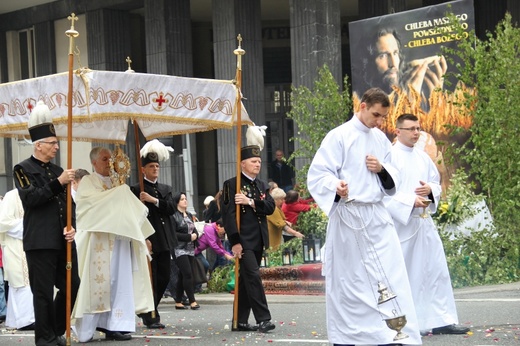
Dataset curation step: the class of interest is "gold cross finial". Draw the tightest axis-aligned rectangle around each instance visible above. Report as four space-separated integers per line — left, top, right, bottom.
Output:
125 56 135 73
237 34 243 48
68 13 78 30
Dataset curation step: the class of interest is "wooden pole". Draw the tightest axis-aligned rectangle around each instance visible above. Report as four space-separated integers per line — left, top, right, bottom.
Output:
64 13 79 346
232 34 245 330
133 119 155 319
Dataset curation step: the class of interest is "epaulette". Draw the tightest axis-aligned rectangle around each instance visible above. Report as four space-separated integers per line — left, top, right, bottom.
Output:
14 167 31 189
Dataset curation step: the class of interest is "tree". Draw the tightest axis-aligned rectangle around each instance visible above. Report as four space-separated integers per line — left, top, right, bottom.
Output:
442 13 520 285
287 65 353 191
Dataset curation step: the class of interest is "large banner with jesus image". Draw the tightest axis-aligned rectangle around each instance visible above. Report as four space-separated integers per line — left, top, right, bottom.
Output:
349 0 475 191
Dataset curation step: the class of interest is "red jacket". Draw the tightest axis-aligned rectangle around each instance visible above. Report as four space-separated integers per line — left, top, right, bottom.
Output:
282 200 312 225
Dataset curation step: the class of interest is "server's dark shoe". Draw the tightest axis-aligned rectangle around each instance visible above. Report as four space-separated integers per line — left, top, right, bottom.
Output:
18 322 35 330
232 323 259 332
258 321 275 333
56 335 67 346
146 322 165 329
432 324 470 335
105 331 132 341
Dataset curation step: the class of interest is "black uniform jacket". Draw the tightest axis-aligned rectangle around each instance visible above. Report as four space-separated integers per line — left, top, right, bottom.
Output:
13 156 75 251
131 180 178 252
221 173 275 252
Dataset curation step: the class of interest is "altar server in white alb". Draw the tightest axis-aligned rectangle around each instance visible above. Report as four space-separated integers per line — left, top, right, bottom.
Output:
0 189 35 330
307 88 421 346
385 113 470 336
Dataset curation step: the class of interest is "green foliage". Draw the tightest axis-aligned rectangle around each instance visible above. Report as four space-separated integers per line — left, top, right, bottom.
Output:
440 228 519 288
287 65 352 190
433 169 519 287
440 13 520 285
295 207 328 243
267 238 303 267
206 264 233 293
433 169 482 227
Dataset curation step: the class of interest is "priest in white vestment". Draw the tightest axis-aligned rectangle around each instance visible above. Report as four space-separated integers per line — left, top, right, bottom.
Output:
307 88 421 345
72 147 154 342
0 189 35 330
385 114 469 335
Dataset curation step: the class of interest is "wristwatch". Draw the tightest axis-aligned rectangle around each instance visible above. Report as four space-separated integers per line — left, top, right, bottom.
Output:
248 198 253 206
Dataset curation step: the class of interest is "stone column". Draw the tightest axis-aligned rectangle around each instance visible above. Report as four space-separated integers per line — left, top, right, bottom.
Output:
85 9 131 71
143 0 196 201
34 21 57 76
213 0 266 184
289 0 342 172
289 0 342 88
508 0 520 24
144 0 193 76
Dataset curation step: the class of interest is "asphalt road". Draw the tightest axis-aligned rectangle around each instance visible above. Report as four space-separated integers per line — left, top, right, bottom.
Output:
0 282 518 345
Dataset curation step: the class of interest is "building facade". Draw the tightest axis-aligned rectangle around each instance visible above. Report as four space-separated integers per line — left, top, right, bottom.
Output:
0 0 518 212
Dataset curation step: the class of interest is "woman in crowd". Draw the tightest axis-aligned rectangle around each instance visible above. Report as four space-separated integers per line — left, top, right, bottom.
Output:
267 188 304 250
281 190 314 242
204 190 222 223
195 219 234 273
172 192 200 310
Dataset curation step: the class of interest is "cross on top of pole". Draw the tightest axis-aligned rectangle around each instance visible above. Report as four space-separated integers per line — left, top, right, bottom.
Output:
65 13 79 40
234 34 245 70
68 13 78 30
125 56 135 73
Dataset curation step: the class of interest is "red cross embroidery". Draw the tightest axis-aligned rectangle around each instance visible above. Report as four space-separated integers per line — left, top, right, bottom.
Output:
27 102 34 113
155 93 167 107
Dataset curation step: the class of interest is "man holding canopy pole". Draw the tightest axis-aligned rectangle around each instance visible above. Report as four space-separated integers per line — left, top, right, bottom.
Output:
131 139 177 329
221 145 276 333
13 101 80 346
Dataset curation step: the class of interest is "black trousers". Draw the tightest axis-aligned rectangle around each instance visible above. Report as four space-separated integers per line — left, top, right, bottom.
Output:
139 250 171 325
235 249 271 324
26 248 80 346
174 255 196 304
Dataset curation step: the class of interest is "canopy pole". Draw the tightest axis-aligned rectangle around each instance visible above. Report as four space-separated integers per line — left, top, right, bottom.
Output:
232 34 245 330
64 13 79 346
133 119 155 319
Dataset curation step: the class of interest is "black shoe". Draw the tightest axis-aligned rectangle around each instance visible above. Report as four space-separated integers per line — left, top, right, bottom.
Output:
175 304 188 310
146 322 165 329
190 303 200 310
232 323 259 332
432 324 470 334
56 335 67 346
17 322 35 330
258 321 275 333
105 331 132 341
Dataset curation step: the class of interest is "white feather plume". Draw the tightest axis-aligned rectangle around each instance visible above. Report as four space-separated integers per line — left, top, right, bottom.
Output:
246 123 268 150
29 101 53 128
140 139 174 162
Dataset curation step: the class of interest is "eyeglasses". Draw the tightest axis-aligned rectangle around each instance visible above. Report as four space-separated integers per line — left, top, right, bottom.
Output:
398 127 421 132
39 141 59 146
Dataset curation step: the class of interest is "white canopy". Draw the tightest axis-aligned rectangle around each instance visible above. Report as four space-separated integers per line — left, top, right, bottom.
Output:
0 69 250 144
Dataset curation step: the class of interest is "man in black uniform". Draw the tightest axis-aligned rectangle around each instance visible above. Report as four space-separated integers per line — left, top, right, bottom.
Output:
131 142 177 329
221 145 276 333
13 101 80 346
